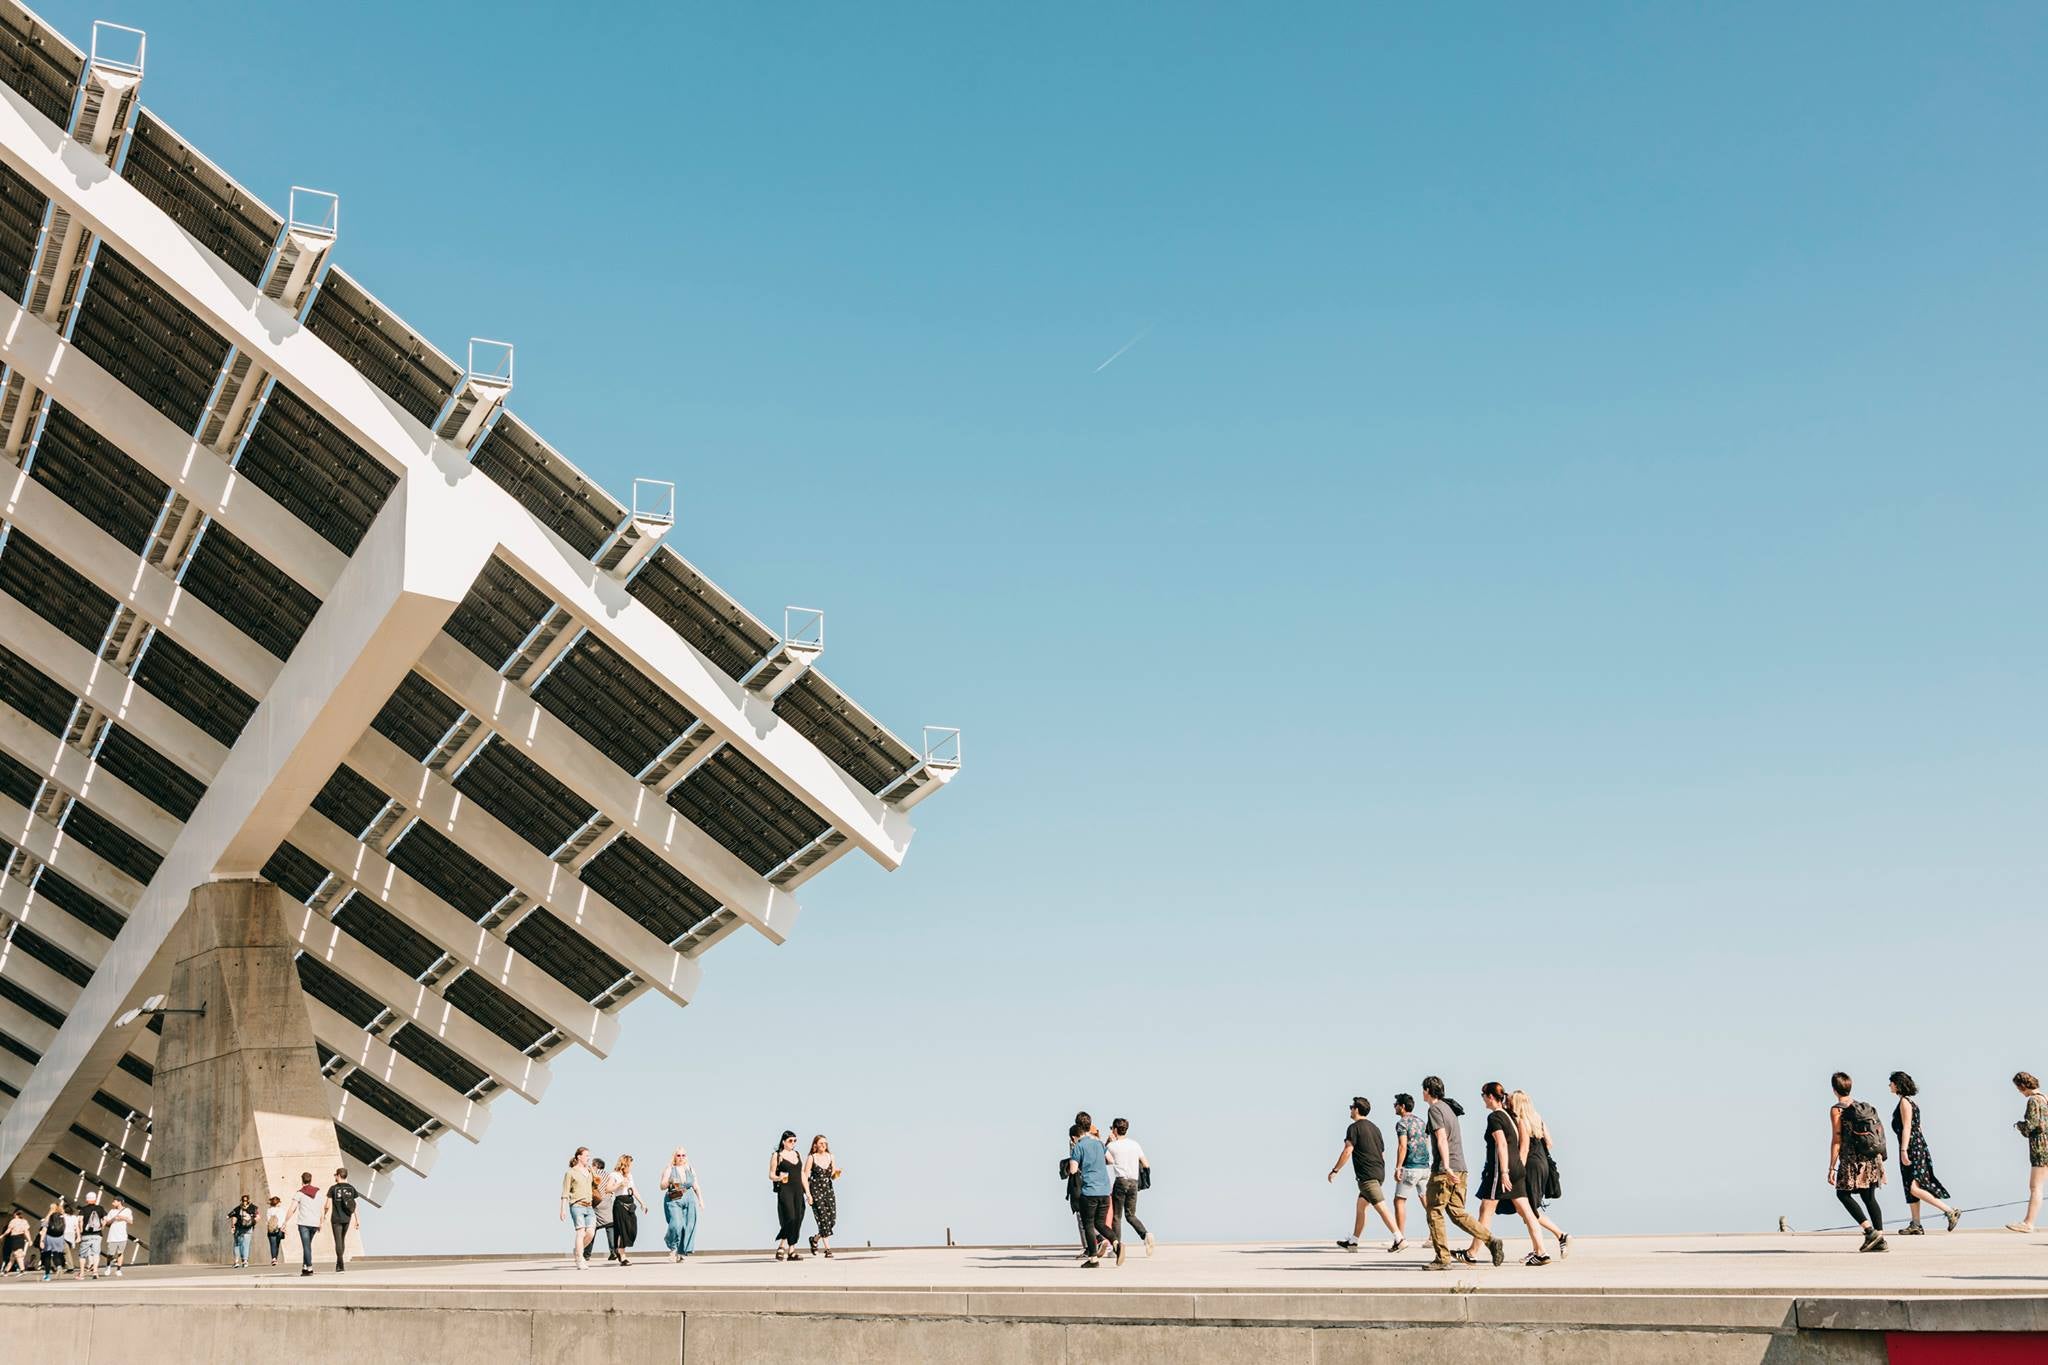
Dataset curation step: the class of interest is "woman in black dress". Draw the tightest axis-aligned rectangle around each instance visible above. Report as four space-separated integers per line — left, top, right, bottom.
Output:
1889 1072 1960 1234
770 1131 806 1261
1465 1081 1553 1266
805 1134 844 1257
1510 1089 1570 1259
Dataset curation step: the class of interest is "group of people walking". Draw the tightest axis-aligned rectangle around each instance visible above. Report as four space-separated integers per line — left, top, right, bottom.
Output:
227 1168 363 1276
771 1131 843 1261
1823 1070 2048 1251
1 1190 134 1280
560 1147 703 1267
1329 1079 1567 1270
1062 1113 1152 1266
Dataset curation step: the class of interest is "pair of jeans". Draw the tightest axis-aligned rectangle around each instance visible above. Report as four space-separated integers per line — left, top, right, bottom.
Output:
1110 1176 1148 1243
297 1223 318 1270
267 1228 284 1260
1076 1192 1113 1254
233 1229 252 1264
664 1193 699 1255
1423 1171 1490 1263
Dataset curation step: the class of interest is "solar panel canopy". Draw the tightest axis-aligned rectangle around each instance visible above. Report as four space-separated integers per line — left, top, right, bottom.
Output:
0 1 956 1249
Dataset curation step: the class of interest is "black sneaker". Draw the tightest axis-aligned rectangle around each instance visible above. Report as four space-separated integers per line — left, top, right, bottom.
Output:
1862 1235 1889 1253
1336 1239 1359 1252
1387 1239 1405 1253
1487 1238 1505 1267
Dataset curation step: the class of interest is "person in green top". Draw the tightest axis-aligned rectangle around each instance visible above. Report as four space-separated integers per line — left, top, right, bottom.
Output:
559 1146 597 1267
2009 1073 2048 1234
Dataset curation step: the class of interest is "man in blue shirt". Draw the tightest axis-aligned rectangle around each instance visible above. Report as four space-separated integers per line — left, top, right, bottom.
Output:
1064 1112 1116 1266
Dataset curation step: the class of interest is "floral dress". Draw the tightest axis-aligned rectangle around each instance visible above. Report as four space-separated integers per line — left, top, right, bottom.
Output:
1893 1101 1949 1200
2025 1094 2048 1169
808 1157 838 1238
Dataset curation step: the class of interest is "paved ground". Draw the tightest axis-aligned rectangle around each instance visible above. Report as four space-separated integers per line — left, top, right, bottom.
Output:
6 1230 2047 1297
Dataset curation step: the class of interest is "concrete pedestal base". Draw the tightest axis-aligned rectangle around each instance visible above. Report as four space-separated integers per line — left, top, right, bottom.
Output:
147 880 360 1266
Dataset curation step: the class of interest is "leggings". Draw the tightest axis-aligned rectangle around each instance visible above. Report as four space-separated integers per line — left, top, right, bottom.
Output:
1836 1186 1883 1230
42 1245 63 1273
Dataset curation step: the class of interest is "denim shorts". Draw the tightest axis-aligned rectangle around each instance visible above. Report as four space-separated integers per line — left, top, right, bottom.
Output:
569 1203 595 1229
1395 1166 1430 1198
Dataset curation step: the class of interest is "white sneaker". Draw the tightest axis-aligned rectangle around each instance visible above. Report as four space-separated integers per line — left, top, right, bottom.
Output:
1144 1235 1156 1256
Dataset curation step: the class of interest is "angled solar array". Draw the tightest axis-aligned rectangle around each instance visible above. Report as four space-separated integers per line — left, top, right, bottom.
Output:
0 2 957 1246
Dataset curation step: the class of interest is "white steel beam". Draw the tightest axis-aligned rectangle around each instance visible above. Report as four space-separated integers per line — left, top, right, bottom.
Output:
0 701 182 856
0 996 54 1053
0 793 145 917
0 296 346 595
417 635 801 943
288 811 621 1058
0 932 82 1014
0 869 111 968
52 1128 147 1202
0 593 226 784
1 471 280 697
282 905 547 1105
346 730 701 1004
302 996 488 1143
0 474 495 1202
322 1077 436 1178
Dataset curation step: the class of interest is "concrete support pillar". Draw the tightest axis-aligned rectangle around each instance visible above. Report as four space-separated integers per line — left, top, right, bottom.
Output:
148 879 357 1266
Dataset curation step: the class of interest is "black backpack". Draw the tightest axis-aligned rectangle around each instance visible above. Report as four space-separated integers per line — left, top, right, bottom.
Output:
1838 1101 1887 1162
329 1183 359 1223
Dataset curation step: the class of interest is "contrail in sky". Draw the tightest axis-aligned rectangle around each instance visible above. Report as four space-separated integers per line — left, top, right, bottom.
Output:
1094 325 1152 373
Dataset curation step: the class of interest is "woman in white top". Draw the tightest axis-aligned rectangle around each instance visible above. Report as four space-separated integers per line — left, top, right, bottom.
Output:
610 1154 649 1266
660 1146 705 1262
264 1194 288 1265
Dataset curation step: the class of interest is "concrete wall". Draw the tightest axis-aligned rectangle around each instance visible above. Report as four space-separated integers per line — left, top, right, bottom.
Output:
0 1290 1919 1365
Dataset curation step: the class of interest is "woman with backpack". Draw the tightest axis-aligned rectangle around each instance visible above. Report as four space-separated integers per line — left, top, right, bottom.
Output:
1827 1072 1888 1252
1888 1072 1960 1234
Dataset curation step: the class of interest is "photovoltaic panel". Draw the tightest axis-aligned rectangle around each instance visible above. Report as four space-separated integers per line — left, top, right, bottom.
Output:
118 110 280 287
439 970 550 1052
7 921 91 987
330 891 441 981
303 270 460 428
0 643 74 736
0 1029 40 1064
386 822 510 923
57 801 161 884
370 671 464 762
295 955 382 1029
625 548 776 681
772 671 919 794
666 745 829 876
449 734 594 856
531 632 694 776
503 907 626 1002
0 2 82 128
0 974 63 1028
177 521 322 662
68 247 233 430
340 1066 431 1134
335 1125 386 1169
387 1023 487 1097
234 383 398 556
92 724 206 822
0 530 117 652
131 631 256 748
577 835 720 944
31 869 123 941
0 159 36 300
310 764 390 840
0 746 39 806
442 556 551 669
117 1052 153 1086
26 405 168 555
260 841 330 904
470 416 620 560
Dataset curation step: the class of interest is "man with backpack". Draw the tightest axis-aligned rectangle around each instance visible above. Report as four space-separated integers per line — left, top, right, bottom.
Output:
1828 1072 1889 1252
322 1168 362 1272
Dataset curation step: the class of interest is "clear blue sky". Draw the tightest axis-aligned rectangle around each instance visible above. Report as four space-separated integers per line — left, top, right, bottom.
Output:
42 1 2045 1249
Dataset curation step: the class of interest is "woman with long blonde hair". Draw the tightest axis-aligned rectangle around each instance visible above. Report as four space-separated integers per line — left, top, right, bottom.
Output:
610 1154 649 1266
804 1134 845 1258
1510 1090 1568 1257
660 1145 705 1261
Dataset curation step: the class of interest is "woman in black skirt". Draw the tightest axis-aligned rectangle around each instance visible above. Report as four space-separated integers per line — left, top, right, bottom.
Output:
770 1131 806 1261
1465 1081 1553 1266
610 1154 649 1265
1890 1072 1961 1234
1510 1090 1570 1258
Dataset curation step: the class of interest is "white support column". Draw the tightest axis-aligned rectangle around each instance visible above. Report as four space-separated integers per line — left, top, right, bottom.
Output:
0 472 497 1202
303 996 488 1143
346 730 702 1004
288 811 623 1058
417 635 800 944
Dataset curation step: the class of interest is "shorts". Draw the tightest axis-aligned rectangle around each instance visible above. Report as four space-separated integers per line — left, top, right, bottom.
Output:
1395 1166 1430 1198
105 1238 127 1256
569 1203 595 1229
1354 1176 1384 1204
80 1235 101 1259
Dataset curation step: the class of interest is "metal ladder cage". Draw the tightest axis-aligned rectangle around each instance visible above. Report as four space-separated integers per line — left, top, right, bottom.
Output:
88 20 146 76
922 725 962 769
286 186 340 239
782 606 825 653
631 478 676 527
465 337 515 389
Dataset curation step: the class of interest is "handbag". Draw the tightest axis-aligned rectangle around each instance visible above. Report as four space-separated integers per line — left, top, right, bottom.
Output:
1545 1153 1562 1201
1139 1165 1152 1192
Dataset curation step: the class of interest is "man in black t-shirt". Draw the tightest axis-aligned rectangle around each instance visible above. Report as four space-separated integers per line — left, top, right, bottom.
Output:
322 1168 361 1272
1326 1096 1402 1252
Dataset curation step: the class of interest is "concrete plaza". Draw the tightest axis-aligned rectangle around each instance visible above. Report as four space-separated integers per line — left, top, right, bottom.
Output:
3 1233 2046 1363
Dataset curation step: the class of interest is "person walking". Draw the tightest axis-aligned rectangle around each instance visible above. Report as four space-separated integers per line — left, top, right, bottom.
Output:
61 1200 78 1271
75 1190 104 1280
660 1146 703 1261
1827 1072 1889 1252
1464 1083 1551 1265
1064 1112 1116 1266
610 1155 648 1266
771 1131 806 1260
1510 1090 1569 1258
560 1147 597 1267
1419 1076 1501 1271
1887 1073 1959 1235
1389 1094 1431 1249
1105 1118 1154 1257
1063 1124 1090 1258
103 1197 133 1275
3 1206 28 1275
804 1135 843 1258
324 1168 362 1272
227 1192 260 1269
590 1157 621 1263
284 1175 325 1275
1328 1097 1399 1253
265 1194 287 1265
39 1201 64 1280
2009 1072 2048 1233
